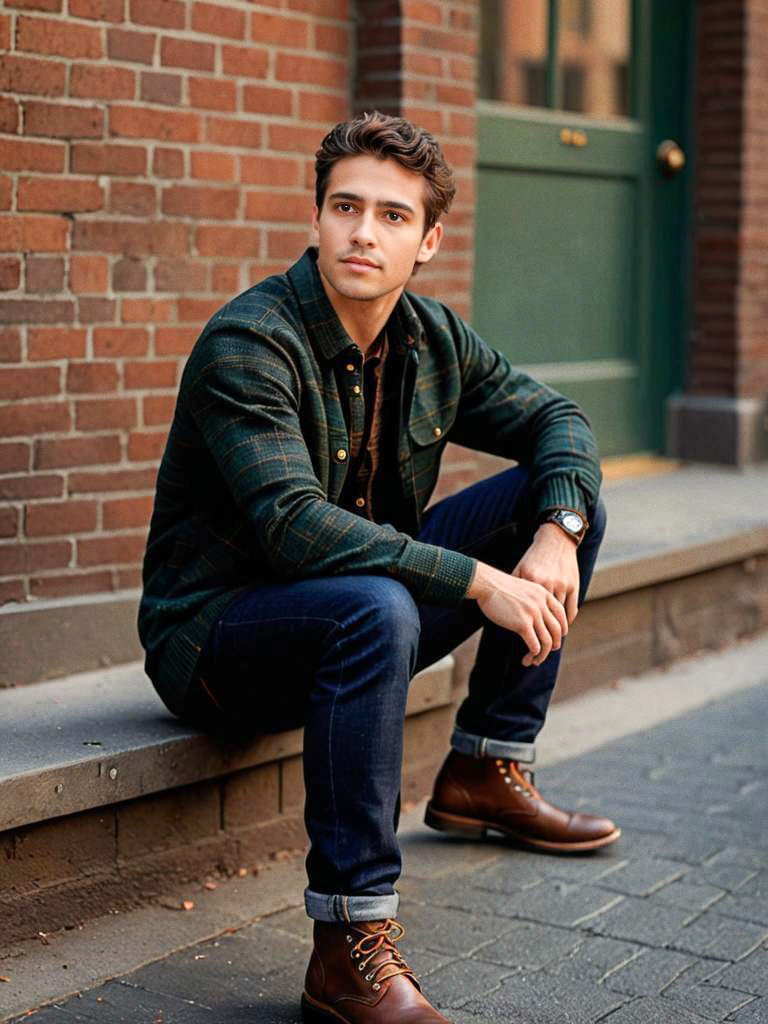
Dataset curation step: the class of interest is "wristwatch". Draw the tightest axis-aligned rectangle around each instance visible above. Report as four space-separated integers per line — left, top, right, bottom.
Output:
541 509 587 545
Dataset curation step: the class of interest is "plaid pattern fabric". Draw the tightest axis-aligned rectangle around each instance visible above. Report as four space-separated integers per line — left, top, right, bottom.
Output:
138 248 601 712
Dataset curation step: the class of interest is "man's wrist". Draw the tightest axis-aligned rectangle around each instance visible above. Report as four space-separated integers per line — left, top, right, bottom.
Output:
538 508 587 545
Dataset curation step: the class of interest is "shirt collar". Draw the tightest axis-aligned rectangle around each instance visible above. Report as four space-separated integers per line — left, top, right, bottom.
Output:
286 247 424 361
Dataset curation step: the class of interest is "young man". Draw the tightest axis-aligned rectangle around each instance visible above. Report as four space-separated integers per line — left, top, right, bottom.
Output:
139 112 618 1023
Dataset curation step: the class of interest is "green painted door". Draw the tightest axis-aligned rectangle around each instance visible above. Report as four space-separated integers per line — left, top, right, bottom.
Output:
472 0 693 457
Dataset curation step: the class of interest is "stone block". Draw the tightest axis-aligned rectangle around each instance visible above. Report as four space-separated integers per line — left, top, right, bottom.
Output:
461 971 627 1022
234 813 307 866
598 858 689 897
604 947 696 997
403 705 454 765
595 995 712 1023
589 897 694 946
496 881 624 927
544 934 642 983
280 754 304 814
670 913 768 962
706 947 768 997
221 762 280 831
3 806 114 892
422 956 511 1009
117 781 220 860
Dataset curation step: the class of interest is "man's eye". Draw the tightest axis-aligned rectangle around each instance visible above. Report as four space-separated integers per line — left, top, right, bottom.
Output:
385 211 404 222
337 202 354 212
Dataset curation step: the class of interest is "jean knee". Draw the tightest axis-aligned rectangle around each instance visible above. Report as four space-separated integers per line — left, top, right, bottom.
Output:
590 496 607 540
362 577 421 644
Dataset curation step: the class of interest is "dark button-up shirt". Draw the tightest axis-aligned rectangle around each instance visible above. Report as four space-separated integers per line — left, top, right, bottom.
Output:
139 248 602 713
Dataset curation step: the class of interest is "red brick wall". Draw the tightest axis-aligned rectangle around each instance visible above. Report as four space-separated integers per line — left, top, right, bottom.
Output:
0 0 356 605
689 0 768 400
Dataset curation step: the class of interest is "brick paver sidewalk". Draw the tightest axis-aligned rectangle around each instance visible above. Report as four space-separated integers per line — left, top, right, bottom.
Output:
11 685 767 1024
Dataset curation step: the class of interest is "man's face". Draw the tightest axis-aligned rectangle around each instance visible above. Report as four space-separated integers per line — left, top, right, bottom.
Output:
311 154 442 306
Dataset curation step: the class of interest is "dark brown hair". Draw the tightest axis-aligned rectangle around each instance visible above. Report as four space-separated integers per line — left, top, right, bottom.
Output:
315 111 456 233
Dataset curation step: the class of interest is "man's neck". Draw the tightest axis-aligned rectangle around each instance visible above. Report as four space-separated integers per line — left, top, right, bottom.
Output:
317 269 402 357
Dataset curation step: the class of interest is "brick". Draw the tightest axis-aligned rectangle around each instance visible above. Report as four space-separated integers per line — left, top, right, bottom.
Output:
155 325 197 354
0 215 69 252
0 403 70 439
7 808 115 891
0 506 19 538
222 764 280 830
0 366 60 400
0 298 74 323
24 100 103 138
116 566 140 587
0 473 63 500
5 0 61 9
0 54 67 95
191 150 236 182
70 63 135 100
0 327 22 361
130 0 185 29
188 76 237 111
0 13 8 50
245 191 311 223
30 570 114 598
265 230 312 260
71 142 147 175
0 539 71 576
191 1 246 39
153 146 184 177
0 138 66 173
25 254 65 293
177 296 219 321
69 254 109 294
124 359 177 388
154 258 207 293
69 0 125 21
206 115 262 149
35 434 121 468
18 176 104 212
251 12 308 48
0 579 26 604
0 96 20 134
69 466 156 493
112 259 147 292
239 154 301 186
75 397 137 431
127 429 167 460
160 37 215 72
0 442 30 472
0 174 11 210
268 121 324 154
110 104 201 142
120 296 174 323
140 70 182 105
298 90 347 123
117 782 220 858
102 493 153 528
275 53 345 88
73 220 189 255
18 15 102 59
196 224 261 257
107 27 156 64
162 184 239 219
211 262 239 292
78 296 117 323
109 181 156 216
67 361 119 393
26 499 98 537
92 326 148 356
0 257 21 291
28 328 86 360
220 44 269 78
314 22 349 54
142 393 175 425
241 83 293 116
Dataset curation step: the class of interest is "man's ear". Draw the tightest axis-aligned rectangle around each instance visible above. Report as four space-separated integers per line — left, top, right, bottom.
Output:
311 204 320 244
415 221 443 266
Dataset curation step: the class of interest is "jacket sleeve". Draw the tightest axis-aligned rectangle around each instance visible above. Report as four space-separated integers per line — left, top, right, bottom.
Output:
446 312 602 521
184 328 476 605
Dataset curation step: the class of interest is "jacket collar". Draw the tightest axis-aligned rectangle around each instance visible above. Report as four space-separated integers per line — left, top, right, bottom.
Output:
286 247 424 361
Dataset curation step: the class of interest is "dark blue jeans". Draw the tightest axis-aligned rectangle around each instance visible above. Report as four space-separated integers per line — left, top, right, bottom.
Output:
183 466 606 923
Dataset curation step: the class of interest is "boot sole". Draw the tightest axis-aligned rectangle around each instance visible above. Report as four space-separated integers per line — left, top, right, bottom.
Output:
424 802 622 853
301 992 351 1023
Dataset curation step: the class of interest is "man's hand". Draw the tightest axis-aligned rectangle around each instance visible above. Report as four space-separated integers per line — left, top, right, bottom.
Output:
512 522 581 627
467 523 580 668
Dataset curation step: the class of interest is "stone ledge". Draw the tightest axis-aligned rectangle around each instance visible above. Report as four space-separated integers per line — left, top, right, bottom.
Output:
0 655 454 834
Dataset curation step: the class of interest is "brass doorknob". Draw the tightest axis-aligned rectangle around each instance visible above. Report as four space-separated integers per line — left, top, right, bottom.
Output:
656 139 686 177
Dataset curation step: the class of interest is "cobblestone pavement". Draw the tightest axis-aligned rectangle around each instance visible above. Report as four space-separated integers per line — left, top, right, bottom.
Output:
12 685 767 1024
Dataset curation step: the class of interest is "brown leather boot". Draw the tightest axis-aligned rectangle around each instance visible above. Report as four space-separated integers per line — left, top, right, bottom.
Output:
425 750 621 852
302 918 451 1023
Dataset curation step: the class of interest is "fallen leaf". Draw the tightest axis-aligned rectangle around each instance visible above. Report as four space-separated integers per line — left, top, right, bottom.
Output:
237 867 248 877
182 900 195 911
204 881 217 891
0 976 10 983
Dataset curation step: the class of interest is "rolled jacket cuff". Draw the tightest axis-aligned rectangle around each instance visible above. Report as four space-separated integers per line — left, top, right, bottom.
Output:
304 889 400 923
451 726 536 764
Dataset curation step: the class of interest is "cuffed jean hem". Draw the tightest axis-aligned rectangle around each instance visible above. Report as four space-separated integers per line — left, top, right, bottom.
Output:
304 889 400 923
451 726 536 764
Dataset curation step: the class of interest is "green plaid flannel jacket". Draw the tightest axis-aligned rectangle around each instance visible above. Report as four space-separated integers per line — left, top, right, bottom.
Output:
138 248 601 712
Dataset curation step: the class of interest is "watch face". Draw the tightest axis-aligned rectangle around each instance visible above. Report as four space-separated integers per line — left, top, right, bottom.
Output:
562 512 583 533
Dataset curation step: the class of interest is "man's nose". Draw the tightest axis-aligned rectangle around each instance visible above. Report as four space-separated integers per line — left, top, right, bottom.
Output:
349 210 376 247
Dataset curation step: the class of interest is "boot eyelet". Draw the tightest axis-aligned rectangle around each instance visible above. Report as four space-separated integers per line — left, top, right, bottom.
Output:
373 983 381 991
504 777 511 784
351 951 358 959
358 963 365 971
346 935 353 943
514 784 523 792
365 973 373 981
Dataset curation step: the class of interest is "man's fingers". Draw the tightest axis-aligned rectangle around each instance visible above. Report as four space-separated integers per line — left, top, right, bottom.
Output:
546 591 568 636
520 625 541 666
565 589 579 625
532 614 553 663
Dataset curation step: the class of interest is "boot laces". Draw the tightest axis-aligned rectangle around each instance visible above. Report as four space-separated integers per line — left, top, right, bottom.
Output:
495 759 537 796
346 919 416 991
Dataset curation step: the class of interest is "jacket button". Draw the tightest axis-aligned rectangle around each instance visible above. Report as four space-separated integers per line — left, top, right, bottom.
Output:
433 426 442 438
346 363 355 372
355 497 365 507
336 448 347 461
352 385 361 395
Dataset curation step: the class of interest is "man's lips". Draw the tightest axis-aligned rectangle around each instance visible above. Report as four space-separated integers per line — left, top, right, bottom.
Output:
341 256 380 269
